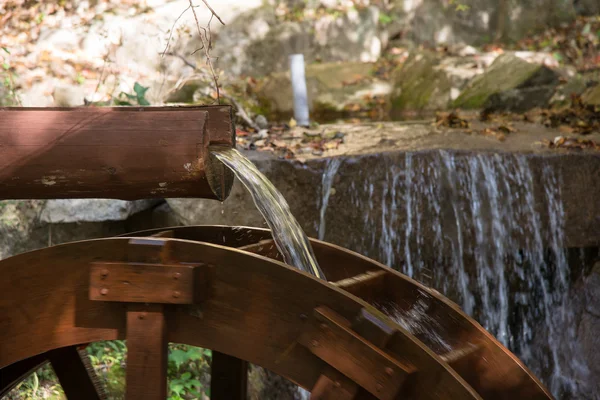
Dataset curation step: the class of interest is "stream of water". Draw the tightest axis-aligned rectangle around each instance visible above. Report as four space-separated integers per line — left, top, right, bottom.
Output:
211 146 326 280
212 145 589 399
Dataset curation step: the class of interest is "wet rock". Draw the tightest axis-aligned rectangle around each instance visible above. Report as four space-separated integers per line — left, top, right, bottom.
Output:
255 61 390 114
573 261 600 399
453 52 560 112
389 51 453 113
40 199 159 223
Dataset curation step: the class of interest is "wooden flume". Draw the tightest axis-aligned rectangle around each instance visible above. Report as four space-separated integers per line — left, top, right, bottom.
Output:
0 106 553 400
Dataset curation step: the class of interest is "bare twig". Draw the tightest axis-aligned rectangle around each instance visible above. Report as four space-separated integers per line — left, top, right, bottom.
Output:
163 52 197 70
161 4 192 58
201 0 226 25
188 0 222 103
223 94 262 132
163 52 261 132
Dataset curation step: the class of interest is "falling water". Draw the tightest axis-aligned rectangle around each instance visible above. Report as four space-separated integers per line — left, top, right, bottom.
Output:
211 146 326 280
320 150 588 398
317 158 341 241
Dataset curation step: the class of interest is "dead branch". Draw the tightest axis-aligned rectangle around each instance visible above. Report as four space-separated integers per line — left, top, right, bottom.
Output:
223 94 262 132
188 0 222 103
163 52 261 132
201 0 226 25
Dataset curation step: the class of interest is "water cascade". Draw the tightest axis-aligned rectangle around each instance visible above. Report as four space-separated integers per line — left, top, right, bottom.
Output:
319 150 589 398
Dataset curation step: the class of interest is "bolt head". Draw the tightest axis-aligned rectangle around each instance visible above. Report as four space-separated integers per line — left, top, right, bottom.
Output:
173 272 181 280
100 269 109 278
173 291 181 298
385 367 394 376
100 288 108 296
310 339 319 347
376 383 383 392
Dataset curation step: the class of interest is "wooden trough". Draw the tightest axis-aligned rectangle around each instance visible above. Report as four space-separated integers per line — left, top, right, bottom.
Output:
0 106 553 400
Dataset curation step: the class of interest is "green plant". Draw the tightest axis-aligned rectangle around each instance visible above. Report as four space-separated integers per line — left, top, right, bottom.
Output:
1 47 21 106
449 0 470 12
168 345 211 399
378 12 393 26
115 82 151 106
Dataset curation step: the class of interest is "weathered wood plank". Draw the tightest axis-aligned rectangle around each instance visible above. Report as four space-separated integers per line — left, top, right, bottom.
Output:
298 306 410 400
0 106 234 200
125 304 167 400
210 351 248 400
89 262 202 304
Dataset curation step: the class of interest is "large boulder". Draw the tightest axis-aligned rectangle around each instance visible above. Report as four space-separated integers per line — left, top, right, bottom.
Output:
40 199 159 223
213 5 382 78
254 61 391 115
452 52 560 111
389 52 452 113
387 0 576 46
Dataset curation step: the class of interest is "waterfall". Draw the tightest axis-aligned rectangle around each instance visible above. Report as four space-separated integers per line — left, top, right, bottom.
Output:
317 158 342 241
321 150 589 398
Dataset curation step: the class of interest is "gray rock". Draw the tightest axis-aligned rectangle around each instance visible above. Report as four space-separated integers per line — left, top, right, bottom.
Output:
453 52 560 111
0 200 127 260
214 5 382 77
52 84 87 107
390 0 575 46
255 115 269 130
255 61 390 114
40 199 159 223
389 51 452 112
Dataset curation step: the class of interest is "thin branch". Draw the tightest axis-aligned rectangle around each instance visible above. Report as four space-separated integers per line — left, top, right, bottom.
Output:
223 94 262 132
188 0 221 103
160 5 192 58
163 52 197 70
201 0 226 25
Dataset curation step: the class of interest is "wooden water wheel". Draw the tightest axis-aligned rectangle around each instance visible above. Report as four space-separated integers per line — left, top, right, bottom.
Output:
0 106 553 399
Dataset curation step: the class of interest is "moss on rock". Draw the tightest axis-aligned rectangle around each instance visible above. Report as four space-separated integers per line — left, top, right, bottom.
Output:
453 52 559 110
389 51 451 112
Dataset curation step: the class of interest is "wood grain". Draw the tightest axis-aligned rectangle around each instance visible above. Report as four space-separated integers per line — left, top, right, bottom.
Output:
121 225 554 400
0 106 234 200
298 306 409 400
125 304 167 400
89 262 202 304
0 231 552 400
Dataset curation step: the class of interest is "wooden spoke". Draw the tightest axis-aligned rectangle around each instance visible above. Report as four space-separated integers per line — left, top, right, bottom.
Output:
48 346 105 400
125 304 168 400
332 271 388 300
0 233 553 400
210 351 248 400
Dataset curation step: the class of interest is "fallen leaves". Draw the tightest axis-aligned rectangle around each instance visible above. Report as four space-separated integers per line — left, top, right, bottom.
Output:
541 94 600 135
543 136 600 151
435 111 470 128
236 122 345 159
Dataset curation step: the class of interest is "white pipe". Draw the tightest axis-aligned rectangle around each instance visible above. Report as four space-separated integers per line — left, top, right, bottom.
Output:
289 54 310 127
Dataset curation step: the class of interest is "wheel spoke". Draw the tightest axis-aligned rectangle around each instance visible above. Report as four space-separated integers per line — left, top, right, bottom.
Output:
49 346 105 400
210 351 248 400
